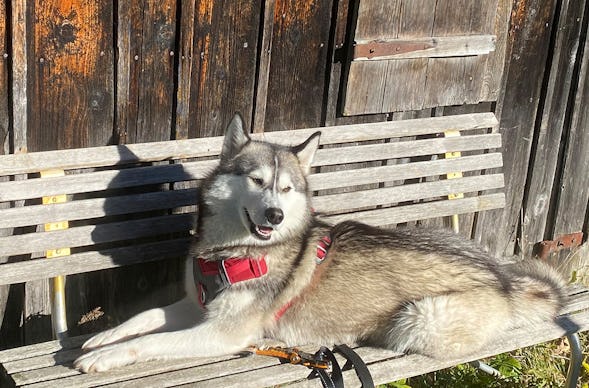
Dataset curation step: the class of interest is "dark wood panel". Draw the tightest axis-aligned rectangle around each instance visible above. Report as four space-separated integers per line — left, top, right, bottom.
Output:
28 1 114 150
0 0 9 349
522 0 588 257
263 0 334 131
551 30 589 240
474 0 558 258
0 0 7 155
178 0 261 139
117 0 177 144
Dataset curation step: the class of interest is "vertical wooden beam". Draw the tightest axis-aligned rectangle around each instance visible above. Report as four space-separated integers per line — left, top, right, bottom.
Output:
0 0 10 344
8 0 30 347
480 0 513 101
474 0 559 257
252 0 276 133
117 0 177 144
551 28 589 244
11 0 27 154
0 0 8 155
522 0 588 257
175 0 196 140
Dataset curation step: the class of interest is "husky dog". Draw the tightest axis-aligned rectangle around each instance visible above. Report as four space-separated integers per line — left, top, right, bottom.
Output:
75 114 565 373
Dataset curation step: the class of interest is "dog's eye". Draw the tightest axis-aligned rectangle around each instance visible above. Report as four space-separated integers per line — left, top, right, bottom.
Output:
282 186 292 193
249 176 264 187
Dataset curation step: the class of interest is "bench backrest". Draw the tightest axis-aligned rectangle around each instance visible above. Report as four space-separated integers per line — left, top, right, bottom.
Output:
0 112 503 286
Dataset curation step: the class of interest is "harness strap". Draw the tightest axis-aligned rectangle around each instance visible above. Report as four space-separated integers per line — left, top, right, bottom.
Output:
274 234 332 321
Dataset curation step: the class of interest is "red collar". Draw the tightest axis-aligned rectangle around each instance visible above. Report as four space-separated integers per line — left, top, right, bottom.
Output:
197 256 268 286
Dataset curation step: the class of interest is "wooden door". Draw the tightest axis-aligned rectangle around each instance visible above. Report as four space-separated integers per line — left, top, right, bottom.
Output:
342 0 507 115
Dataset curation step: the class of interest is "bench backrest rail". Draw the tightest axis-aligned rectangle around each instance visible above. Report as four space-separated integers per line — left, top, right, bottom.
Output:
0 112 503 286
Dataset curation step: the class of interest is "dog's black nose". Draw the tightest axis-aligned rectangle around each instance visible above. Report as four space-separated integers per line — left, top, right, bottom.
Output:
265 207 284 225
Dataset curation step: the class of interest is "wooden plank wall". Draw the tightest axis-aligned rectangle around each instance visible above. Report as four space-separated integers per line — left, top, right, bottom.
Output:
0 0 588 348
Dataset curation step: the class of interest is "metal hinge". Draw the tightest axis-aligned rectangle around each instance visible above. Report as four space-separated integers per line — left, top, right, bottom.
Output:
353 40 434 60
536 232 584 260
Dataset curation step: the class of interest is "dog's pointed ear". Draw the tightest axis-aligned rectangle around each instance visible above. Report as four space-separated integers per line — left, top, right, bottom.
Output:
221 113 250 162
293 131 321 175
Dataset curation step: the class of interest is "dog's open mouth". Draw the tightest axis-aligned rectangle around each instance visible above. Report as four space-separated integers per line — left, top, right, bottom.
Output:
244 209 273 240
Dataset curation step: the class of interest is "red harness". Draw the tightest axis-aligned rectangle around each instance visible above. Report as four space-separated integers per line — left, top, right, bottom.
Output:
197 256 268 285
194 235 332 320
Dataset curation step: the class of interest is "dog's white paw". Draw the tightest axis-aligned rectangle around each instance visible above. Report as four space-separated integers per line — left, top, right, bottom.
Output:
82 328 129 350
74 344 138 373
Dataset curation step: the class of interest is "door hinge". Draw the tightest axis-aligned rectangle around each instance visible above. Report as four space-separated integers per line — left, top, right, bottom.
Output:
353 40 434 60
536 232 584 260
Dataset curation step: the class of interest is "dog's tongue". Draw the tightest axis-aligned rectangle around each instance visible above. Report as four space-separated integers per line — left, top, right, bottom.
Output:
256 225 273 237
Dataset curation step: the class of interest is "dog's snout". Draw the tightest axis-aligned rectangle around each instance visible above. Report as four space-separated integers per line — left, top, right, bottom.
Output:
265 207 284 225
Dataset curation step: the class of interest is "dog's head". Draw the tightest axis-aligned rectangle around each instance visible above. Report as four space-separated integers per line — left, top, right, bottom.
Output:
201 113 320 247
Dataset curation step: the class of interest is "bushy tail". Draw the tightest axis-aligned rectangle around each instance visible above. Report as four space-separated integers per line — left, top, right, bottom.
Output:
506 260 566 327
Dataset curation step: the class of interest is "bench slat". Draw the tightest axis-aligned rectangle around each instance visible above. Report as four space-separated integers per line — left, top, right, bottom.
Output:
0 214 194 257
314 174 504 214
0 237 190 286
0 161 214 202
0 189 199 229
0 113 497 176
325 193 506 226
309 152 503 191
312 133 501 167
0 336 90 365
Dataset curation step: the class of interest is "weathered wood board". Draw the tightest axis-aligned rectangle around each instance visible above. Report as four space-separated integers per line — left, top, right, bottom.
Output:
175 0 261 139
521 0 588 257
474 0 559 257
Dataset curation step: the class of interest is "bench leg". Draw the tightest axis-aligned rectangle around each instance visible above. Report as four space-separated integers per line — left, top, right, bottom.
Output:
565 333 583 388
469 360 503 378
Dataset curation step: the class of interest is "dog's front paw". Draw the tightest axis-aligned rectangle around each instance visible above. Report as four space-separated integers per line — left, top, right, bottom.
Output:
74 344 138 373
82 328 129 350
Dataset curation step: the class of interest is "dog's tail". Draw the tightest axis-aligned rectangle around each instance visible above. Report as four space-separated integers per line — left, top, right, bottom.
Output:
506 260 566 327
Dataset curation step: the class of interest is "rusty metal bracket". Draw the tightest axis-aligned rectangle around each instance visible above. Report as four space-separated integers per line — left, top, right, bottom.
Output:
353 40 434 59
536 232 584 260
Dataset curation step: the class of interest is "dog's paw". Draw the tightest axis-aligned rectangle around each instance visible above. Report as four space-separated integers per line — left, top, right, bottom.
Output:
74 344 138 373
82 328 129 350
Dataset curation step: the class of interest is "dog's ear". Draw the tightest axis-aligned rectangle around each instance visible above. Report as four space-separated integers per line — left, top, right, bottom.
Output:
293 131 321 175
221 113 250 162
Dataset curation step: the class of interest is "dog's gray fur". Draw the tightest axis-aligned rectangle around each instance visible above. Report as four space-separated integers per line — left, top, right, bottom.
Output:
75 114 565 372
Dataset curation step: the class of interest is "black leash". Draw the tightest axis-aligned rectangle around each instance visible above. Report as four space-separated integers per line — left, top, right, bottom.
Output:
307 345 375 388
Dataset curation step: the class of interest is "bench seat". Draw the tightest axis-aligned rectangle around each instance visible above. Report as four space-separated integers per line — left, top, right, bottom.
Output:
1 286 587 387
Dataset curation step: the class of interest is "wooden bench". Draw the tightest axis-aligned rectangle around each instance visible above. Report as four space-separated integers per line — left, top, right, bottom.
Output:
0 112 586 387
